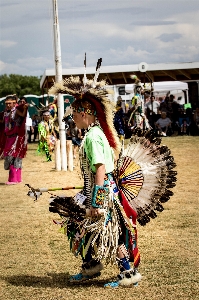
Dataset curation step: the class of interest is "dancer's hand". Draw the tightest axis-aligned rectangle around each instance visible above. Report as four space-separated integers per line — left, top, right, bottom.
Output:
89 206 101 217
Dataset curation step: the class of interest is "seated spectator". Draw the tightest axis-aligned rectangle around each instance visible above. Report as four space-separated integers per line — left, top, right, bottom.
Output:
155 112 172 136
180 119 190 135
176 106 191 135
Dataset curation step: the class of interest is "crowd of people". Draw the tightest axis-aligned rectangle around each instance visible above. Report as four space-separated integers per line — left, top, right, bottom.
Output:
114 93 199 139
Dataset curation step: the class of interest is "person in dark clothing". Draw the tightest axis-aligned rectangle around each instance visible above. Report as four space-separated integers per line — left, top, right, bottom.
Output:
114 98 125 141
32 114 39 142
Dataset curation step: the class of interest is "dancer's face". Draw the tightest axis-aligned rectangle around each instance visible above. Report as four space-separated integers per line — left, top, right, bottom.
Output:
5 100 16 111
43 115 50 121
72 111 85 129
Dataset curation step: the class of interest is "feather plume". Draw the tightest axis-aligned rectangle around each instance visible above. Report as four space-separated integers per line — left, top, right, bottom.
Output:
116 129 177 226
48 72 121 154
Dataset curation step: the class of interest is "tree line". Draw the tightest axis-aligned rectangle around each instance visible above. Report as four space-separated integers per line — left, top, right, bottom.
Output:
0 74 42 98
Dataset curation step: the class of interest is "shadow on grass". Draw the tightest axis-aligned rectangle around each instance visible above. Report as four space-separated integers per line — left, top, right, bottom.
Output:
1 273 116 289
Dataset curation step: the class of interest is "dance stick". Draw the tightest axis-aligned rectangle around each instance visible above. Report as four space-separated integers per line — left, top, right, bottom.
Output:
25 183 83 200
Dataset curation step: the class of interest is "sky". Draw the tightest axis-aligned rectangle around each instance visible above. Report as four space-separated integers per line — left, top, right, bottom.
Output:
0 0 199 77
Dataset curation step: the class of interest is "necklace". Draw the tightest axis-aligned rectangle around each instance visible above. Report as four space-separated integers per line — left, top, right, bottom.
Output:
5 108 15 130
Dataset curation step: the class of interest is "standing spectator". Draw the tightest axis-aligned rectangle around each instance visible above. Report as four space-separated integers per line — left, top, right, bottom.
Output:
193 107 199 128
170 94 180 132
190 107 199 135
145 95 160 128
32 114 39 142
70 121 82 158
64 115 82 158
18 97 33 143
160 95 170 114
114 98 125 141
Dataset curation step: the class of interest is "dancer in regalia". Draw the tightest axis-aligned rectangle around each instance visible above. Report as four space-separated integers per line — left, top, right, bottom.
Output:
37 110 57 162
48 66 142 287
46 59 177 288
0 95 28 184
128 75 150 131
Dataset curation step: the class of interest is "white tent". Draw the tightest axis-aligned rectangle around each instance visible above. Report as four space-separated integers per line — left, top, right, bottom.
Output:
125 81 188 94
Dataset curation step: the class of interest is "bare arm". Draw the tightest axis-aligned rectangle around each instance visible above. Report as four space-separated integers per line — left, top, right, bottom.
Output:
94 163 105 186
16 104 29 117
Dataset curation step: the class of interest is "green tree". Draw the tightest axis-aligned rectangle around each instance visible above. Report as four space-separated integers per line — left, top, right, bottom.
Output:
0 74 42 98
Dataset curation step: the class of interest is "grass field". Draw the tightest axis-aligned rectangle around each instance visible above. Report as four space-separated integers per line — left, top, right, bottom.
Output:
0 136 199 300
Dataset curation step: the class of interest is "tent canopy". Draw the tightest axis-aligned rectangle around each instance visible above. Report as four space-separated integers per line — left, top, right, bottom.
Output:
125 81 188 94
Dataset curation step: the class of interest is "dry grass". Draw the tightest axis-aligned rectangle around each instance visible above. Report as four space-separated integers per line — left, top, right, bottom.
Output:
0 136 199 300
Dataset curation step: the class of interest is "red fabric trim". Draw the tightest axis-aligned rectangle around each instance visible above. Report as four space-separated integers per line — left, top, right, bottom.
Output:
85 95 117 150
119 189 140 267
119 189 137 224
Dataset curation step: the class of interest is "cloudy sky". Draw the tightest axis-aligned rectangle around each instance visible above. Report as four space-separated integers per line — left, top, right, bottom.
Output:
0 0 199 77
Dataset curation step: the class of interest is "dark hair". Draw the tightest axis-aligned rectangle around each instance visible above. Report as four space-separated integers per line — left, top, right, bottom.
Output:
19 96 27 103
5 94 18 101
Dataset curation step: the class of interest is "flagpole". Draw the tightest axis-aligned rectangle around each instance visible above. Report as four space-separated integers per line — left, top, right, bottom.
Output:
52 0 67 171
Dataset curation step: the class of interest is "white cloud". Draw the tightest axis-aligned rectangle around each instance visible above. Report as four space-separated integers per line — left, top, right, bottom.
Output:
0 40 17 48
0 0 199 75
0 60 7 73
0 56 53 76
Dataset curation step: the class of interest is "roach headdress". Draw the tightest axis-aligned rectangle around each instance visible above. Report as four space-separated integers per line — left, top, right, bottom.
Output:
48 56 121 154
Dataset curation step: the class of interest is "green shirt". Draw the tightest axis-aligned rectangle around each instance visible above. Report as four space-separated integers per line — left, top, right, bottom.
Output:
84 126 114 173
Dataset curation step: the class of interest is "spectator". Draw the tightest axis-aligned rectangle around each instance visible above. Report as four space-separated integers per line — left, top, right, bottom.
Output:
70 121 82 158
155 111 172 136
18 97 33 143
32 114 39 142
114 98 125 141
170 94 180 132
176 105 192 135
159 96 169 114
64 115 82 158
190 107 199 135
180 119 189 135
145 95 160 128
193 107 199 128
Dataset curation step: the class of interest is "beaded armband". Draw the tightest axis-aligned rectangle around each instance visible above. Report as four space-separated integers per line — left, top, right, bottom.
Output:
91 185 108 208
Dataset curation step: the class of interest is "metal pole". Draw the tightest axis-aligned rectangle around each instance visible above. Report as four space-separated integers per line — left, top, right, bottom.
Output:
52 0 67 171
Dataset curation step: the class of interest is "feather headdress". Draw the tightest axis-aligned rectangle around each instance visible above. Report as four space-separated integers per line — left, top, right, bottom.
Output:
48 57 121 154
